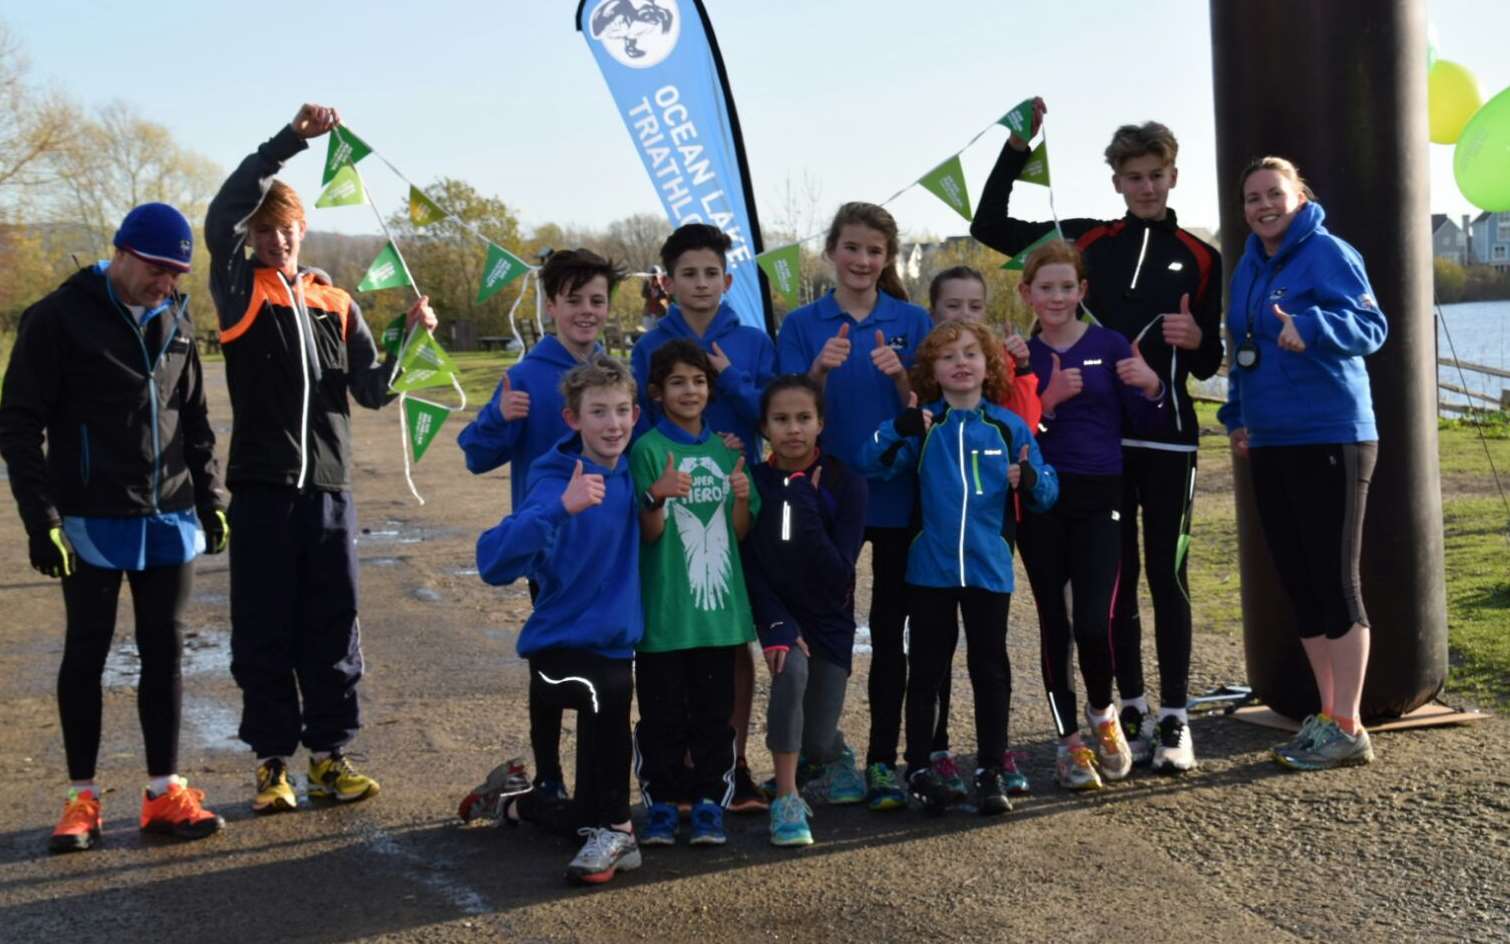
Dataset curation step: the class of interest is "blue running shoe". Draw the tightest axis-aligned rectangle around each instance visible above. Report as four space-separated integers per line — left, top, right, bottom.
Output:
640 801 678 846
865 763 907 812
769 793 814 847
1002 751 1031 796
825 746 866 805
689 800 727 846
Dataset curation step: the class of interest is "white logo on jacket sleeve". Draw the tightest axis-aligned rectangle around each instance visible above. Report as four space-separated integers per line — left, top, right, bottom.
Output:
1358 293 1377 311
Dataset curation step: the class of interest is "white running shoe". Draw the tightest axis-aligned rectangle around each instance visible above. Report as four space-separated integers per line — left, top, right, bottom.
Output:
1151 715 1197 774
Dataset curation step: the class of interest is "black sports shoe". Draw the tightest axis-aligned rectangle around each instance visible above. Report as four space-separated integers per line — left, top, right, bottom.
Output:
975 767 1012 816
728 761 769 813
907 767 951 816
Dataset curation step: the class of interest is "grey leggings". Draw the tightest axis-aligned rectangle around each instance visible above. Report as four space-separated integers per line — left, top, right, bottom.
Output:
765 646 849 763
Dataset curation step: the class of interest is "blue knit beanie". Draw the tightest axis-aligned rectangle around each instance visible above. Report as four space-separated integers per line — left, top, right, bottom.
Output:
113 203 193 272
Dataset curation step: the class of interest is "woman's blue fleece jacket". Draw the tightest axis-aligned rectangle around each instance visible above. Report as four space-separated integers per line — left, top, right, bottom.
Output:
475 433 643 660
1218 201 1387 447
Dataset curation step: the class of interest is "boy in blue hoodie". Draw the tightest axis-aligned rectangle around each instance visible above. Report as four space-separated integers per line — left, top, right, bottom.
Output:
475 355 643 885
631 223 776 812
459 248 620 797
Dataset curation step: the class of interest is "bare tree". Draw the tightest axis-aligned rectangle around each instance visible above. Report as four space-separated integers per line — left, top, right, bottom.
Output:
0 22 78 202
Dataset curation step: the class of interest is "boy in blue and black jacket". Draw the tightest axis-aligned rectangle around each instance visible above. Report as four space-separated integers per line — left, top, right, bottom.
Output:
459 247 621 795
474 355 643 886
631 223 777 812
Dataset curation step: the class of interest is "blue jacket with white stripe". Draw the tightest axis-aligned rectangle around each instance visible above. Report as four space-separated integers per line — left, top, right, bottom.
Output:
860 399 1057 593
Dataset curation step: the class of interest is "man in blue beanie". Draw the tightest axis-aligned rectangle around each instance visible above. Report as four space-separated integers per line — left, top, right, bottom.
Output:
0 202 230 852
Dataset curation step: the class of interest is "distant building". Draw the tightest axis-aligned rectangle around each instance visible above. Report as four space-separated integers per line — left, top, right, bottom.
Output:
1431 214 1468 266
1468 211 1510 271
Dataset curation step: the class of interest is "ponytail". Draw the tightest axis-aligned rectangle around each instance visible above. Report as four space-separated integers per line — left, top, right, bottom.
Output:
877 263 909 301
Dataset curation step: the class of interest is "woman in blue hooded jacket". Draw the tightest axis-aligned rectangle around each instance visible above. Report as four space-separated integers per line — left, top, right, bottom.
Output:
1218 156 1388 772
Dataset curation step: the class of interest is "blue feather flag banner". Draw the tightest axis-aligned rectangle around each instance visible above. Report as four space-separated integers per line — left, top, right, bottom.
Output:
576 0 772 333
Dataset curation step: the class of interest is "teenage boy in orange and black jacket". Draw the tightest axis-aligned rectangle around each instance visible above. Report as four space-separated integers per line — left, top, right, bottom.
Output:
206 102 436 814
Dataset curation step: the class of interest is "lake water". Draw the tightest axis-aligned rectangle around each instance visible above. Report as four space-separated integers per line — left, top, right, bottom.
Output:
1437 300 1510 413
1189 300 1509 415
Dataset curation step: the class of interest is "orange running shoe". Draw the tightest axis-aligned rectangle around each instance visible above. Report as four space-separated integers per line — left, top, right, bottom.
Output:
49 790 102 854
140 780 225 841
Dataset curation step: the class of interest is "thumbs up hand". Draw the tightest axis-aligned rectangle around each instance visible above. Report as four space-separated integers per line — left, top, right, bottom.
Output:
1273 303 1306 352
897 390 932 436
813 322 852 376
1160 293 1203 350
650 451 693 503
1116 339 1162 398
869 329 905 378
708 341 732 374
561 459 606 515
1003 331 1031 368
729 455 750 501
499 371 531 421
1041 351 1083 413
1008 443 1030 490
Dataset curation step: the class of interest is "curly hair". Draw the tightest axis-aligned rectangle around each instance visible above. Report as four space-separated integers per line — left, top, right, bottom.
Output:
647 338 716 401
908 320 1009 405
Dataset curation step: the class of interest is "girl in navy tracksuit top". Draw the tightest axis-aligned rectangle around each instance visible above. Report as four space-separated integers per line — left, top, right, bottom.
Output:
862 321 1057 815
742 375 868 845
775 202 934 808
1015 240 1168 792
1219 158 1386 771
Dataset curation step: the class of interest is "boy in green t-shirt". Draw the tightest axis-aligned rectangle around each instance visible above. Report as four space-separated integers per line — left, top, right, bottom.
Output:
631 339 759 848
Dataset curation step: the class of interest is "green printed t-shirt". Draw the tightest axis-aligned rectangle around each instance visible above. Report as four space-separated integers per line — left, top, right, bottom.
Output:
630 426 760 653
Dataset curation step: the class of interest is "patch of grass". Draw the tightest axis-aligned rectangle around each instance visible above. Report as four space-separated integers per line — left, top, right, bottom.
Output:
1441 497 1510 705
450 351 521 411
1186 402 1510 706
1437 420 1510 477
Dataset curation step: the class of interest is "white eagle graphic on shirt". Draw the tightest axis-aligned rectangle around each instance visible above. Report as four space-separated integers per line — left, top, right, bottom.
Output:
669 455 731 611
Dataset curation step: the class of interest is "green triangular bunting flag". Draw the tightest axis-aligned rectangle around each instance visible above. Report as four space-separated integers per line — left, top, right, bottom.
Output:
403 397 451 462
1001 230 1059 271
409 186 447 227
392 332 459 393
322 126 372 185
476 242 529 303
756 244 802 308
315 164 366 208
1019 141 1050 187
919 154 973 222
357 242 413 293
380 314 405 360
998 98 1035 139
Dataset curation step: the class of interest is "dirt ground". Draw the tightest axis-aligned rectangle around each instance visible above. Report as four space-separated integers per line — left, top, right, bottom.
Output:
0 364 1505 944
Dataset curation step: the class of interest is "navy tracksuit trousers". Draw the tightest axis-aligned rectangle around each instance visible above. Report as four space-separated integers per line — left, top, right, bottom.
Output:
229 486 364 758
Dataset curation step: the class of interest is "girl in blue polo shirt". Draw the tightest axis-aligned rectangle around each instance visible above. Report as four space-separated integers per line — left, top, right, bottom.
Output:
775 202 933 810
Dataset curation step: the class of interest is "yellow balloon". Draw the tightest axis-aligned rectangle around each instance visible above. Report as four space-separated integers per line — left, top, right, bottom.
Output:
1430 59 1483 144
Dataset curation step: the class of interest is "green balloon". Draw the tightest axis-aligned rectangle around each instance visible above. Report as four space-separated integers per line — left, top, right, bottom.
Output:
1454 85 1510 212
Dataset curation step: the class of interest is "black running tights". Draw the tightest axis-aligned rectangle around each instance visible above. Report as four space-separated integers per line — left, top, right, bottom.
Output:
58 560 192 781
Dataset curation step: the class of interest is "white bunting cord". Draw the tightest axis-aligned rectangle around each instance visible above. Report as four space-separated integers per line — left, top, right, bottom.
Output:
506 268 535 354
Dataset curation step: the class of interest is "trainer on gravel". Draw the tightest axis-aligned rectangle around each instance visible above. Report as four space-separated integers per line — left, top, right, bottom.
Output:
1218 156 1387 772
